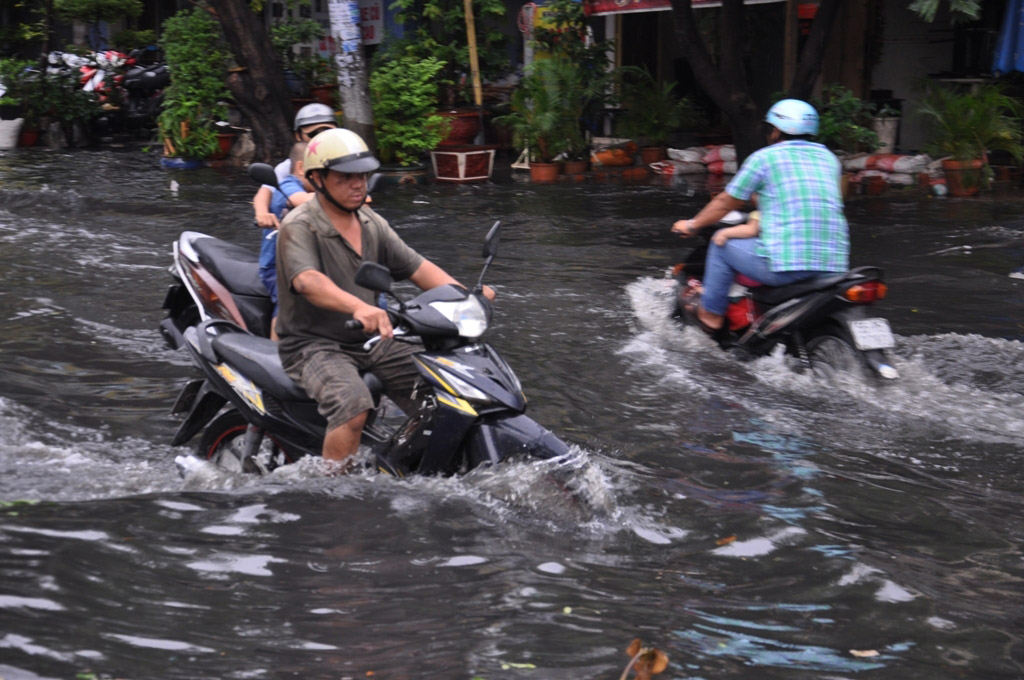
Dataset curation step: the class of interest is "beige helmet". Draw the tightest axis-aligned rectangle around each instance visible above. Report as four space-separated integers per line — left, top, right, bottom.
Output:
303 128 380 176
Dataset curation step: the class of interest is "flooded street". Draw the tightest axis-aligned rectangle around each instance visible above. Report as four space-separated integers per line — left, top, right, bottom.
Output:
1 147 1023 679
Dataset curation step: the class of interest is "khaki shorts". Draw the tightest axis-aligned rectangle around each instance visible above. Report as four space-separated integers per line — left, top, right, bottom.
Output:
282 339 423 431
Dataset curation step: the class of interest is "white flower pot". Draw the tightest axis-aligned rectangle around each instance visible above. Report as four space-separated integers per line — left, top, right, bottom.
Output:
0 118 24 149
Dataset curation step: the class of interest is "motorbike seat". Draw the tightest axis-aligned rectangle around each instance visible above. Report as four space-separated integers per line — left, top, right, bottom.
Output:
192 236 269 299
212 332 311 402
751 272 849 305
211 331 385 407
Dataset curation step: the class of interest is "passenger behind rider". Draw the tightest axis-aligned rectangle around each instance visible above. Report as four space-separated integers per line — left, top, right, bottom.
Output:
711 210 760 248
258 141 314 340
671 98 849 335
253 103 337 229
274 128 495 469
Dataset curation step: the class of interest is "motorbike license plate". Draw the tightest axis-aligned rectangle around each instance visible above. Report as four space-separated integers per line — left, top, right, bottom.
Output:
849 318 895 350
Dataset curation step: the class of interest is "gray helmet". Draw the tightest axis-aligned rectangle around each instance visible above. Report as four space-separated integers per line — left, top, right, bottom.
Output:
294 102 336 131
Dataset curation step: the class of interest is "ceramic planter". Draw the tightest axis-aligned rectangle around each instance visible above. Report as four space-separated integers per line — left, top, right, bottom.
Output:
0 118 24 149
437 108 484 147
430 145 497 183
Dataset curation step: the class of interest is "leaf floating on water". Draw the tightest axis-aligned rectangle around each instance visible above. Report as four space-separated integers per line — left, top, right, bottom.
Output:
850 649 880 658
715 535 737 546
622 638 669 679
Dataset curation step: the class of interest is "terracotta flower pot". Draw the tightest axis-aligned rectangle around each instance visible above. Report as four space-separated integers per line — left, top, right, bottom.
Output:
639 146 666 164
941 158 984 197
529 161 561 182
18 128 39 147
562 159 590 175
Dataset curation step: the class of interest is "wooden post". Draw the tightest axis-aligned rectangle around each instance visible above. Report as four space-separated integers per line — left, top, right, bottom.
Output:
463 0 483 107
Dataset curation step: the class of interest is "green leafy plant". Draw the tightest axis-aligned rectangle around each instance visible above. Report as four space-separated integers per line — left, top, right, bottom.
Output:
529 0 617 158
810 85 880 153
158 6 231 159
387 0 507 107
369 54 451 166
54 0 142 23
616 66 701 147
494 56 586 163
915 81 1024 162
111 28 157 52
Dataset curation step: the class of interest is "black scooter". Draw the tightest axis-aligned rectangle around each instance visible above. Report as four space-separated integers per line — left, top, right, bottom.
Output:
160 192 570 476
672 211 899 379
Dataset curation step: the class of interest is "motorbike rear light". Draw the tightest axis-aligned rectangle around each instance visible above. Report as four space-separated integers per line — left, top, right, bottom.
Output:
671 263 686 277
843 281 887 303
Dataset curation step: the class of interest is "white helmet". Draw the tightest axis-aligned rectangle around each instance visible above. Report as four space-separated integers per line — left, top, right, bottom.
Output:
293 102 336 131
304 128 380 176
765 99 819 136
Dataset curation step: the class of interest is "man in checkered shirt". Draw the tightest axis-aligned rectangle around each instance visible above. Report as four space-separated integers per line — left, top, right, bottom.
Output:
671 98 849 336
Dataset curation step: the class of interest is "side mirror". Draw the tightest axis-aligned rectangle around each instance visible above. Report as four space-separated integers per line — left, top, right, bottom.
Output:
368 172 381 195
248 162 279 190
354 261 394 293
482 221 501 258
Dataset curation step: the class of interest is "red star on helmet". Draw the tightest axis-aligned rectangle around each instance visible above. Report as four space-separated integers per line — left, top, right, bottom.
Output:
307 138 320 155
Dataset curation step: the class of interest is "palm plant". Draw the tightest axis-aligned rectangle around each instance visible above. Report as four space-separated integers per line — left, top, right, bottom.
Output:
617 66 700 148
915 81 1024 163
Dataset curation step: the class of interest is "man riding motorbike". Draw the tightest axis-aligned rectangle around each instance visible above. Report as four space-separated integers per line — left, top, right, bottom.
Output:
670 98 849 338
274 128 494 468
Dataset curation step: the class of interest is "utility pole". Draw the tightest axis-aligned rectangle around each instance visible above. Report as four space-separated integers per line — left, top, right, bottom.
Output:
328 0 376 150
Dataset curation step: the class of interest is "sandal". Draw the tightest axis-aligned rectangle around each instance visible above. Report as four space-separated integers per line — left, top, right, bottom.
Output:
684 300 727 340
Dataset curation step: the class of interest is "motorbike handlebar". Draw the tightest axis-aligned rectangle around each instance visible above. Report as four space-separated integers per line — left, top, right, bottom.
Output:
344 320 363 330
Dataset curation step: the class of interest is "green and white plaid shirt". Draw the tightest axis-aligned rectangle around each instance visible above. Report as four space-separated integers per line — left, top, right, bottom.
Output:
726 140 849 272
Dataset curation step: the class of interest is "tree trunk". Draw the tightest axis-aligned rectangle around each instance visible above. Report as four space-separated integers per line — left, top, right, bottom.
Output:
328 0 377 152
788 0 845 99
669 0 761 162
669 0 845 163
206 0 294 162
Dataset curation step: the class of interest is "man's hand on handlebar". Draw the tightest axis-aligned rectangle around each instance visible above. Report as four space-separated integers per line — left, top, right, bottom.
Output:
671 219 697 237
353 303 393 339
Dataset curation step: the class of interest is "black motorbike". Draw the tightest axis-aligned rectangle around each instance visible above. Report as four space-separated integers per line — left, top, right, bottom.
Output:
672 211 899 379
160 202 571 476
122 50 168 130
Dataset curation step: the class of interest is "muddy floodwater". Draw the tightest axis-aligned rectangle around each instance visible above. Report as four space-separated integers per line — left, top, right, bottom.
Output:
0 148 1022 679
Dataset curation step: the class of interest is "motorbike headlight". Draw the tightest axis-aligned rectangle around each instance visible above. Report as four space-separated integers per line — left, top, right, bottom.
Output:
429 296 488 338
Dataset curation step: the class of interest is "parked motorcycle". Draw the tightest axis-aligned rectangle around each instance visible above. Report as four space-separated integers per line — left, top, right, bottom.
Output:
160 183 571 476
122 49 168 130
672 212 899 379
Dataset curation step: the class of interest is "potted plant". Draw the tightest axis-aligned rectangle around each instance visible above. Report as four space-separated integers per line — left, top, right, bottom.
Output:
369 54 451 184
869 102 901 154
158 6 232 165
915 81 1024 196
616 66 699 164
387 0 508 142
270 17 326 98
494 57 577 181
810 85 881 155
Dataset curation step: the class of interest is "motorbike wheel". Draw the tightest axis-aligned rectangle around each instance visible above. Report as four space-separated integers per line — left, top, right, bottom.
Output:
805 331 866 379
197 410 285 474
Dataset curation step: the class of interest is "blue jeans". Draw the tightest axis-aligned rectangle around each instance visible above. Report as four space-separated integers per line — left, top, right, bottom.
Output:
701 237 821 315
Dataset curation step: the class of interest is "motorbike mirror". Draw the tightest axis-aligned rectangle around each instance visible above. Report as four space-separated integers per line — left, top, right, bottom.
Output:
248 162 279 190
354 261 394 293
368 172 380 195
482 221 501 258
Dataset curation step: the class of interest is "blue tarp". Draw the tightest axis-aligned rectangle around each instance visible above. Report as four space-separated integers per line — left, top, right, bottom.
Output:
993 0 1024 75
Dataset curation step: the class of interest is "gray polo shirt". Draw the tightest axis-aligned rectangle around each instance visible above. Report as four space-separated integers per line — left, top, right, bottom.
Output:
275 197 424 355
